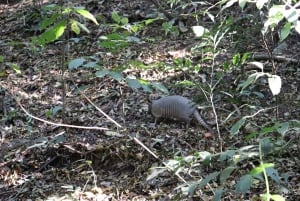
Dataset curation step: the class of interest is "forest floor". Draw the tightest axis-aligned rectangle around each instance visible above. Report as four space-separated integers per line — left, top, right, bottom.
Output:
0 0 299 200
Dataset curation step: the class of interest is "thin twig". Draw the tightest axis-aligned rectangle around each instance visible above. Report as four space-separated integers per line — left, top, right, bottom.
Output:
71 80 122 128
15 98 108 130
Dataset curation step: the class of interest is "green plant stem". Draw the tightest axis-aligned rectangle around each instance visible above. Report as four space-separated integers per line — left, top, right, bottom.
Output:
259 142 270 201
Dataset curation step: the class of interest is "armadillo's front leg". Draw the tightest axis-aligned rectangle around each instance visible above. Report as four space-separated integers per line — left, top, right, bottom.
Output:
185 119 191 128
149 117 159 128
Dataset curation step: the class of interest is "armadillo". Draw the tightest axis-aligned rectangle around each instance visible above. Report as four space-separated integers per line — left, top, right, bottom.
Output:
149 95 214 133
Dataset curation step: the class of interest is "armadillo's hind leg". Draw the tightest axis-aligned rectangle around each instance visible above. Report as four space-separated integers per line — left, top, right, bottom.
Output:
184 118 192 128
154 117 159 126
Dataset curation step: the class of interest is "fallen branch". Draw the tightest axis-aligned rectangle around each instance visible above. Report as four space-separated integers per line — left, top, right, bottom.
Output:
252 53 299 63
16 99 108 130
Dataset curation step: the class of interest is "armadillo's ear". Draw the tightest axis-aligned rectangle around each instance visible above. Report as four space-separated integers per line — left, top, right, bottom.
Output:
148 94 161 102
148 94 160 114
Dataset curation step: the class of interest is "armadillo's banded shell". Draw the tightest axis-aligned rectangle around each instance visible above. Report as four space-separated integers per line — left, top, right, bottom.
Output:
150 95 196 123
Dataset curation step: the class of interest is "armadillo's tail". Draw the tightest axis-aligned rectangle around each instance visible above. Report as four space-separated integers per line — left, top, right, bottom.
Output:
193 111 215 134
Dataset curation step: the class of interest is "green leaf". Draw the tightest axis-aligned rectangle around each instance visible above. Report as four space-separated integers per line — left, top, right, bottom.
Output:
250 163 274 176
73 85 90 94
83 61 98 68
230 117 246 136
99 33 129 52
165 159 181 171
141 85 152 93
265 5 285 29
241 52 249 64
70 19 81 35
107 33 126 40
51 133 66 144
9 63 21 74
120 17 128 25
75 8 99 25
130 24 139 33
198 172 219 189
256 0 268 10
111 11 121 23
36 136 49 143
280 22 291 41
35 19 67 45
246 130 259 140
109 71 123 82
150 82 169 93
45 109 52 118
219 150 236 161
270 194 285 201
252 91 265 98
222 0 238 10
235 174 252 194
137 79 152 92
261 193 272 201
207 10 216 21
260 138 273 155
126 78 142 89
0 55 4 62
266 167 281 184
195 151 212 163
68 58 86 70
99 40 116 48
188 172 219 195
144 18 159 25
146 167 167 181
220 166 236 184
277 122 289 136
232 53 240 66
175 80 196 87
52 106 63 116
95 69 110 78
238 75 255 92
127 36 141 43
39 13 59 30
238 0 248 10
262 125 277 134
62 7 72 14
249 61 264 70
75 20 90 34
213 188 224 201
42 4 60 11
127 60 148 69
238 72 265 93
